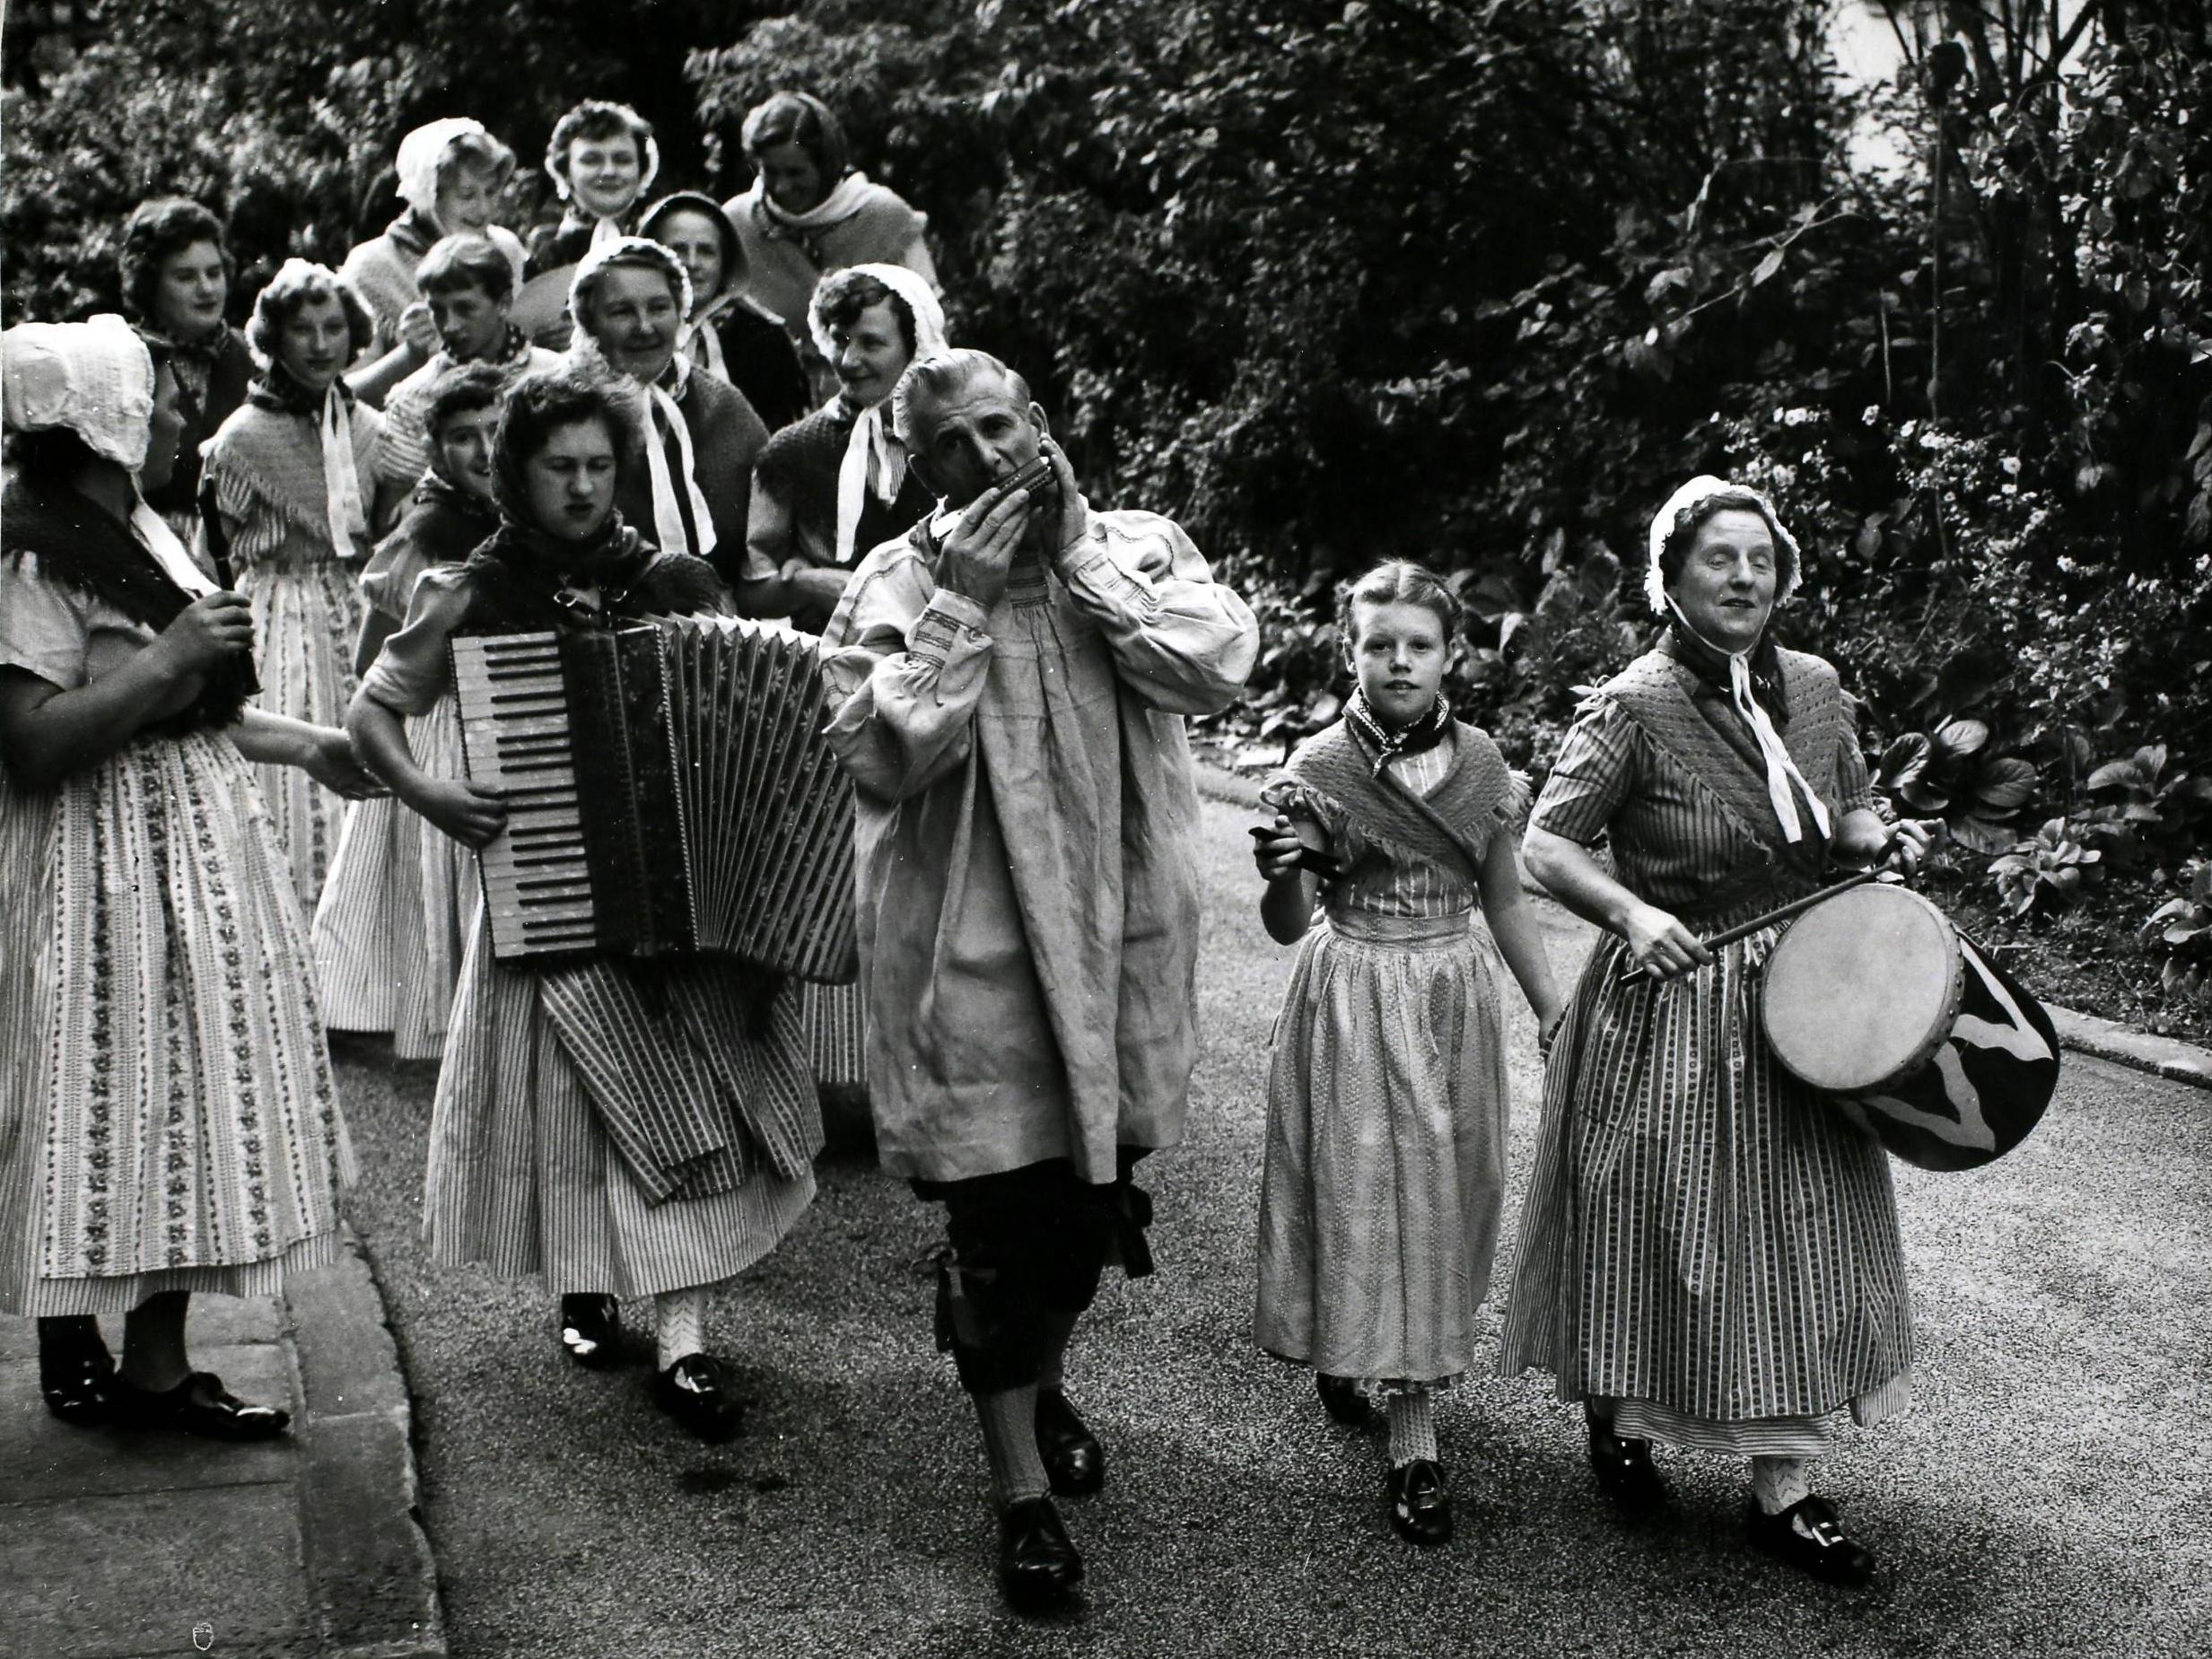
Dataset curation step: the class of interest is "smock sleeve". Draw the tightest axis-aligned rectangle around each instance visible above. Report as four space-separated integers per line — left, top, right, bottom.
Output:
0 556 90 691
818 547 992 803
358 565 471 717
1049 508 1258 717
1528 694 1643 846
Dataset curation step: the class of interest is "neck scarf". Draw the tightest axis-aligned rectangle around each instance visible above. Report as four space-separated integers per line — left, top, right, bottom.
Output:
565 326 716 561
750 171 877 240
250 366 369 560
680 290 734 382
819 263 948 567
1665 607 1830 843
1344 686 1454 775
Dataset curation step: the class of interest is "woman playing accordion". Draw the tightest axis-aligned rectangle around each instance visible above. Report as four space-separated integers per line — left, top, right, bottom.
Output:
345 370 818 1441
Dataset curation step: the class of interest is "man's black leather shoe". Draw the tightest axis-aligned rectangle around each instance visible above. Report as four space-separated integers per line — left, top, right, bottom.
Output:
1035 1388 1105 1496
998 1495 1084 1611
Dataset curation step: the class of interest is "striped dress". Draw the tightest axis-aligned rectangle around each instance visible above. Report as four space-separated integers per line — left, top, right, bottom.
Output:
0 557 354 1317
1497 642 1912 1456
1254 722 1521 1386
361 559 820 1296
310 481 493 1056
198 397 380 907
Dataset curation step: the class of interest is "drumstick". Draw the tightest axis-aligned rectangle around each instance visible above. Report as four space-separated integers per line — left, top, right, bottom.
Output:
1616 865 1891 982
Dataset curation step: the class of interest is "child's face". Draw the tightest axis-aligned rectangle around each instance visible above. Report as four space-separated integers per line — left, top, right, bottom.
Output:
1351 598 1448 729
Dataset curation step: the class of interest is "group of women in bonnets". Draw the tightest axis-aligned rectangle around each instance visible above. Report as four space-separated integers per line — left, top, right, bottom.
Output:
1 89 949 1449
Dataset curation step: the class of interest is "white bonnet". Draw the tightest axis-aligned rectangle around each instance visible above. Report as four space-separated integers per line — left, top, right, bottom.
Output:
396 118 496 216
1 314 155 470
568 235 695 333
807 262 948 362
1643 474 1803 612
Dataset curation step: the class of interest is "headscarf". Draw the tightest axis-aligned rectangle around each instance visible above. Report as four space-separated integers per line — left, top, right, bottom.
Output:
811 263 948 567
245 260 372 561
545 105 660 253
566 236 716 561
637 191 746 381
1646 476 1827 843
395 118 497 219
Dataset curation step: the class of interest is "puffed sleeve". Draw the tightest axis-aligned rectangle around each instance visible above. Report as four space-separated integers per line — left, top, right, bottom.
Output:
0 555 90 690
358 565 472 717
819 546 993 803
1528 694 1642 846
1050 508 1258 716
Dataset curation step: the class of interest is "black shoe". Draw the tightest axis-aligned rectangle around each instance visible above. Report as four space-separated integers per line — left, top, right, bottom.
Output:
559 1293 622 1368
1035 1387 1105 1497
1386 1458 1455 1546
1587 1415 1666 1513
1316 1372 1371 1427
1748 1494 1876 1587
38 1315 116 1428
997 1495 1084 1611
652 1353 744 1443
112 1370 291 1440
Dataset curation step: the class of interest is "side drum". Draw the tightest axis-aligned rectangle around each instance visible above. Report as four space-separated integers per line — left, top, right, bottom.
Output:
1761 883 2060 1171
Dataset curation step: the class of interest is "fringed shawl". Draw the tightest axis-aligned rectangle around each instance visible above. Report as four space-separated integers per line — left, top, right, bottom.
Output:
1264 718 1527 889
200 399 381 562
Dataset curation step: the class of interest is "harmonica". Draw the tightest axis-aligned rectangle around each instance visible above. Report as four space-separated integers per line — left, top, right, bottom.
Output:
1001 453 1055 497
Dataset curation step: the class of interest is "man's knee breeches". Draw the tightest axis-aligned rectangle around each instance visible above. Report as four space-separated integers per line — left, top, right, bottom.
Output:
923 1157 1154 1394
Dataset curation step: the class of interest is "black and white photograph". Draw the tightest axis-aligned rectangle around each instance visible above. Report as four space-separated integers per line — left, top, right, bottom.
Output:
1 1 2207 1654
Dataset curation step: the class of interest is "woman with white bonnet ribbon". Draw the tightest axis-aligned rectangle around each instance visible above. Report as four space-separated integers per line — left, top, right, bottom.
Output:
0 314 373 1440
565 234 768 589
1498 476 1931 1587
198 260 385 907
341 117 529 406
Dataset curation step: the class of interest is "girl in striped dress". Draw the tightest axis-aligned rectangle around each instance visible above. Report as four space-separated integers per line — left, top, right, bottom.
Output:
1 317 372 1436
197 261 382 909
312 364 503 1056
345 371 818 1441
1499 477 1929 1586
1252 561 1562 1548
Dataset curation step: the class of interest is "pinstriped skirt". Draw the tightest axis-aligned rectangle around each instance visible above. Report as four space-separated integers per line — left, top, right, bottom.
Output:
1254 908 1509 1384
423 913 814 1297
1499 922 1913 1443
312 696 475 1058
240 562 363 909
801 981 866 1089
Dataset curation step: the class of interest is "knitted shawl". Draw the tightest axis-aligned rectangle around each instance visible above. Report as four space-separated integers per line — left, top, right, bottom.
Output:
200 396 380 555
140 325 253 517
753 398 934 560
1264 717 1527 887
0 471 252 729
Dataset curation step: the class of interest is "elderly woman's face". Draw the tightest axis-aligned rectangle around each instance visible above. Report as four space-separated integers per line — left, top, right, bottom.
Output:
277 293 353 393
583 264 680 383
142 363 186 492
830 300 912 411
654 210 727 315
756 141 828 215
1669 508 1778 652
153 240 228 343
433 163 499 236
433 404 499 501
565 134 643 221
520 417 619 543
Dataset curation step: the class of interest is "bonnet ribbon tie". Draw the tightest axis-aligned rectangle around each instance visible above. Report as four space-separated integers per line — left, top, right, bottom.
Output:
1672 602 1830 844
834 402 905 567
642 381 717 560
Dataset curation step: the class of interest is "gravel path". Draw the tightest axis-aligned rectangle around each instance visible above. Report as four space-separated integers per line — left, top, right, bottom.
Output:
334 795 2212 1657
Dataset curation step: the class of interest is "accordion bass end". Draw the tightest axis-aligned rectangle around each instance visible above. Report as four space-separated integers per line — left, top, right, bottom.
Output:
450 618 859 982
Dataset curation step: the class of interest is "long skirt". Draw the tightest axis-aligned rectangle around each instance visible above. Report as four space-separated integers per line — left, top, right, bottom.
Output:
423 916 816 1297
312 697 474 1058
802 982 867 1090
240 561 363 909
0 732 354 1316
1254 908 1509 1384
1497 922 1913 1456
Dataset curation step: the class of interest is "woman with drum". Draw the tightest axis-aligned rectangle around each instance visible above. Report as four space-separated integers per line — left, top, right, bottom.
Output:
1498 476 1931 1587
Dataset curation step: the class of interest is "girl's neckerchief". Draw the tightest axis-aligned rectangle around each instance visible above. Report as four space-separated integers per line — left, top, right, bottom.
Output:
248 365 369 559
1661 607 1829 843
1344 686 1453 775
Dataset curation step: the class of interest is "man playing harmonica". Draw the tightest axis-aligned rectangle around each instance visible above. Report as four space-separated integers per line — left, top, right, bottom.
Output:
819 347 1259 1613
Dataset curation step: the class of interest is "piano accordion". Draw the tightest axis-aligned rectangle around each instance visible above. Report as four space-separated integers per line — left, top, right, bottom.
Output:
450 619 858 982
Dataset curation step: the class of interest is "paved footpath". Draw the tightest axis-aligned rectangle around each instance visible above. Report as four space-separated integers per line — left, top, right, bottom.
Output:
9 788 2208 1657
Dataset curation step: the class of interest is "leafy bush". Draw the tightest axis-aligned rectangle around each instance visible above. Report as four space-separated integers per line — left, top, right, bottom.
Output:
2142 859 2212 1007
1989 816 2103 918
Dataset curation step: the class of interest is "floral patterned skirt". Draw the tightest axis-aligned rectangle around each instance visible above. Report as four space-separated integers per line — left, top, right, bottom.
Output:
0 731 354 1316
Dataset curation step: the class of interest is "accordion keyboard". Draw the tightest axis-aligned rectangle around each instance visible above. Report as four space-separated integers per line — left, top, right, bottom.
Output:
450 633 600 958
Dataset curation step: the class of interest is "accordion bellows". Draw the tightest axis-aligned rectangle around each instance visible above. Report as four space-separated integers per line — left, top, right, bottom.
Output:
450 617 859 982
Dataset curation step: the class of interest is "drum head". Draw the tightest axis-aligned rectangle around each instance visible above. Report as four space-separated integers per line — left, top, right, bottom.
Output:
1762 884 1961 1094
